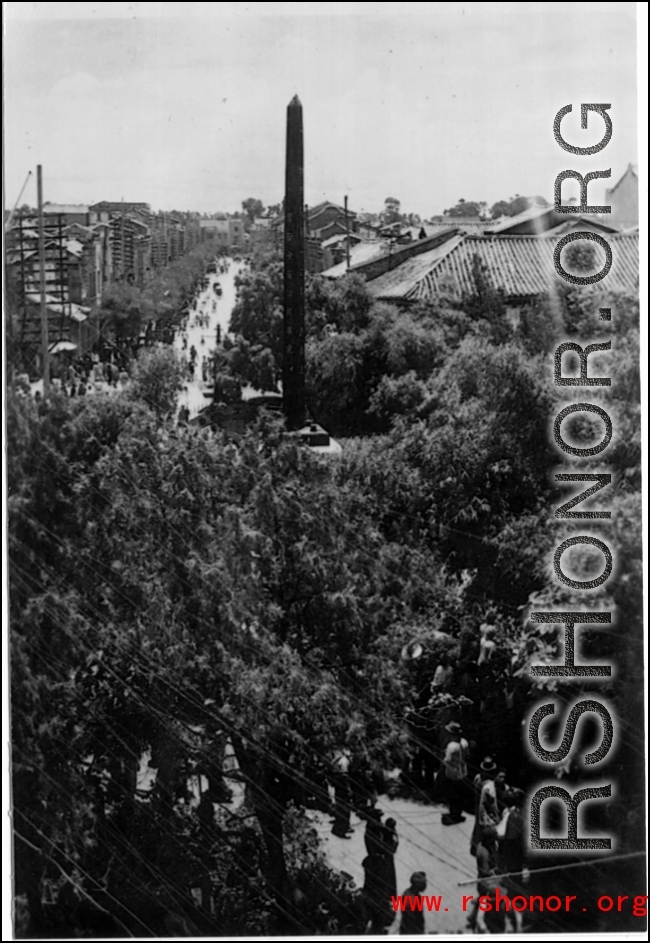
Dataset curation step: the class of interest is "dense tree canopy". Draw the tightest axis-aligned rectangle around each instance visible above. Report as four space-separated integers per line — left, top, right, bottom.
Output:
9 226 642 934
242 198 265 222
441 195 549 220
443 198 487 217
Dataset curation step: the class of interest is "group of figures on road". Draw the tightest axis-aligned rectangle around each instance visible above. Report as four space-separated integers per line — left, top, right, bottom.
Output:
328 733 528 934
440 731 530 933
322 609 532 934
20 254 235 405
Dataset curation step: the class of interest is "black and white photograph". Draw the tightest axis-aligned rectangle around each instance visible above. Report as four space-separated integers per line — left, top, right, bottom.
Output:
3 2 646 938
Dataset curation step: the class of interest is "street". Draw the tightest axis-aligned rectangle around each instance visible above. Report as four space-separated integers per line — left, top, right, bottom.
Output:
310 797 473 934
174 257 246 419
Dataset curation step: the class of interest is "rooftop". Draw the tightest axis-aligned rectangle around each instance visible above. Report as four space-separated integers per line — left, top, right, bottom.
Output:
43 203 89 215
322 240 388 277
368 233 639 302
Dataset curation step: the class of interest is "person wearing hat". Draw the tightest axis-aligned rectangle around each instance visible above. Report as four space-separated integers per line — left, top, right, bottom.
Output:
477 757 502 842
401 640 423 662
470 756 497 855
399 871 428 935
441 721 469 825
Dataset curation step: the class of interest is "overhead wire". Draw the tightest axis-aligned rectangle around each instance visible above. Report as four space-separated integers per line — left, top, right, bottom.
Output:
10 400 644 892
8 277 642 925
9 528 481 883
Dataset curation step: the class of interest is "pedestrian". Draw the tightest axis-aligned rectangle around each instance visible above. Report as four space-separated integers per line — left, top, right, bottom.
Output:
478 610 498 666
470 756 497 856
473 826 512 933
430 654 454 695
361 850 395 933
330 748 354 839
364 805 384 855
398 871 427 935
440 721 468 825
382 817 398 902
495 767 510 817
477 760 502 841
496 788 529 933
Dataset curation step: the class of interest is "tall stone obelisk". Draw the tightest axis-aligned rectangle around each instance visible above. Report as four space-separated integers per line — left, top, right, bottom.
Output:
283 95 306 431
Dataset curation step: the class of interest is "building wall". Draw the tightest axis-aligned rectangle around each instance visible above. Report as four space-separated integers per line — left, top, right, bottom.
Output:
605 167 638 230
199 218 245 251
44 209 90 227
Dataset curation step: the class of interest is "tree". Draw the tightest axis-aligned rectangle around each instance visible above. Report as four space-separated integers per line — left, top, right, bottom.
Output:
489 194 548 218
562 239 598 274
227 262 284 390
383 197 402 224
8 395 413 934
128 346 187 418
443 198 487 218
242 198 264 222
99 283 153 341
462 255 512 345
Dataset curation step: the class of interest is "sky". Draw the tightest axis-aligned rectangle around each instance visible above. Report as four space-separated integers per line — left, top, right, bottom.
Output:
2 2 642 217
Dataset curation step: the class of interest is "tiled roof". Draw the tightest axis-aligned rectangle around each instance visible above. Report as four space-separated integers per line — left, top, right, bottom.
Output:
322 240 388 277
366 236 465 299
488 204 557 233
426 220 494 235
321 232 362 248
369 233 639 302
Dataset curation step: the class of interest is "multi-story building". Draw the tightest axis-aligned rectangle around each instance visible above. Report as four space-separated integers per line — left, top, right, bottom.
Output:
199 216 246 252
5 213 98 371
89 201 151 225
43 203 90 227
271 201 359 244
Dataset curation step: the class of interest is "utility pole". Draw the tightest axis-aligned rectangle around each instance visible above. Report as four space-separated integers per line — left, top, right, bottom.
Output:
121 197 126 281
282 95 306 431
344 195 351 270
37 164 50 393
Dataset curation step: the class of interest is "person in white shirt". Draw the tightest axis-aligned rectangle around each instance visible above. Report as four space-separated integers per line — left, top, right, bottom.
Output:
441 721 469 825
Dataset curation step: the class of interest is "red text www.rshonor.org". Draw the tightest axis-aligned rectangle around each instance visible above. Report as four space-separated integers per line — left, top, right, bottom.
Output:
391 893 648 917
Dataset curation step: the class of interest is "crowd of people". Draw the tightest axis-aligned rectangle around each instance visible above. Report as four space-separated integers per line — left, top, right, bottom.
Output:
17 255 233 412
16 254 234 403
326 735 529 934
321 622 532 934
16 344 134 402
